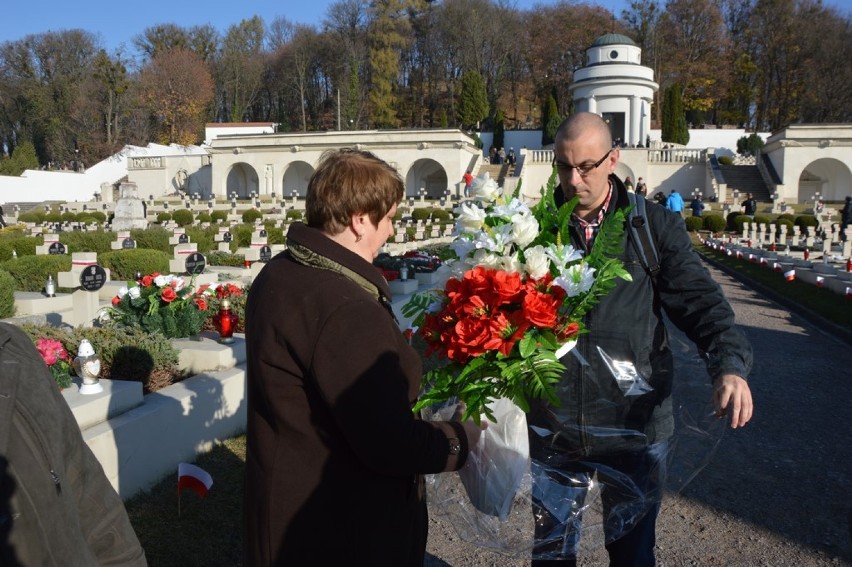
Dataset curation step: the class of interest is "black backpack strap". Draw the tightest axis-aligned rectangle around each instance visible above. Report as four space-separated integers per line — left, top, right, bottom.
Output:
627 192 661 282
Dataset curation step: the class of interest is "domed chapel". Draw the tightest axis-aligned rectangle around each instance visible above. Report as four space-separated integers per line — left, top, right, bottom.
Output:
569 33 659 148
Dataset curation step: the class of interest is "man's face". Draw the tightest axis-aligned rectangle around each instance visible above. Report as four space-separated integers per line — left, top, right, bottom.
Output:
554 134 619 217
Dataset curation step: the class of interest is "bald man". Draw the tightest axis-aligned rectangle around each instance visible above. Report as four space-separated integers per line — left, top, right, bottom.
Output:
528 112 753 566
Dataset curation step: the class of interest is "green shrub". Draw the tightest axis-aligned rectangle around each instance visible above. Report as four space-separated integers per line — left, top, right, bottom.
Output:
412 207 448 222
77 215 98 226
210 210 228 223
130 227 171 254
717 155 734 165
18 210 45 224
19 324 180 393
725 212 741 231
156 212 172 223
61 211 78 222
45 212 62 223
231 224 253 248
732 214 752 233
0 235 40 260
753 214 772 226
171 209 194 227
241 209 263 224
794 215 818 228
196 212 211 223
59 231 114 254
703 215 726 232
685 216 704 232
0 270 16 318
0 254 71 292
206 251 245 267
775 218 794 231
261 226 284 245
99 249 170 281
185 226 216 253
89 211 107 223
777 213 796 224
286 209 303 220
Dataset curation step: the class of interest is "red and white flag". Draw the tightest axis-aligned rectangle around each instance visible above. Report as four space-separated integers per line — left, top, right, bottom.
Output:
760 258 768 267
784 269 796 282
815 276 824 288
846 287 852 299
178 463 213 498
773 262 781 272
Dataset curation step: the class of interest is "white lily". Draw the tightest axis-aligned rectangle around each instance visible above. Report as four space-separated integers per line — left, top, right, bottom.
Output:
554 263 596 297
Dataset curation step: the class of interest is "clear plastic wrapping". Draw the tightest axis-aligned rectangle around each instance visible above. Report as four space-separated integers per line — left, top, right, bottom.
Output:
423 336 725 559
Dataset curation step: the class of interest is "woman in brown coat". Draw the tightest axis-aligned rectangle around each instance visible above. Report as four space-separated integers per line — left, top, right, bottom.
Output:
243 148 481 566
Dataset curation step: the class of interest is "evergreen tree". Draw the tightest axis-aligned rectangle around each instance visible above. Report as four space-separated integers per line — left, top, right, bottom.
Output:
458 71 489 130
493 109 505 151
0 141 39 176
662 84 689 145
541 93 560 146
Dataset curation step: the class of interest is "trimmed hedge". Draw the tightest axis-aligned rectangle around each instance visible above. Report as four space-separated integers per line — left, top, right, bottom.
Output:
241 209 263 224
156 212 172 223
0 270 16 318
171 209 194 227
210 210 228 223
185 226 216 253
685 216 704 232
130 227 171 254
99 249 171 281
206 251 245 267
286 210 303 220
196 212 212 223
703 215 726 232
794 215 818 228
59 231 114 254
732 215 752 234
0 235 40 260
0 254 72 292
775 219 794 231
753 215 772 226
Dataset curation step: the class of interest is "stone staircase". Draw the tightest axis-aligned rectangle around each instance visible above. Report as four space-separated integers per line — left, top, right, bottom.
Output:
475 163 515 186
719 165 772 201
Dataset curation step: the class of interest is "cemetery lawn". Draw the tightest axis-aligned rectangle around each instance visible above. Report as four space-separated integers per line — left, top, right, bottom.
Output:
695 241 852 332
125 436 246 566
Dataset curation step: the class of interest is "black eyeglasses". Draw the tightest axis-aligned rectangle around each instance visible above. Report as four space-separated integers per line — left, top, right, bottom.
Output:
554 149 612 177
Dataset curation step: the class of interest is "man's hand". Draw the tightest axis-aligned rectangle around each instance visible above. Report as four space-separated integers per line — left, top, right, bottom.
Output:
713 374 753 428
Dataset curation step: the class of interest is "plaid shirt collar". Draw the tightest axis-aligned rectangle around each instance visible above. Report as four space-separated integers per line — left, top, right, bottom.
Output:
573 180 614 248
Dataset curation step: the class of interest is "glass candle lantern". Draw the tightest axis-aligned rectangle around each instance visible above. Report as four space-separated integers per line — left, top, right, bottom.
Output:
212 298 239 344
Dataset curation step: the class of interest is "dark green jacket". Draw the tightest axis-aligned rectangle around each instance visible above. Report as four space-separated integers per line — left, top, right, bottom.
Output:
0 323 147 566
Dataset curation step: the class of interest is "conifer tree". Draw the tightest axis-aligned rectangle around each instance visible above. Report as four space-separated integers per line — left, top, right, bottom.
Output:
541 93 560 146
458 71 489 130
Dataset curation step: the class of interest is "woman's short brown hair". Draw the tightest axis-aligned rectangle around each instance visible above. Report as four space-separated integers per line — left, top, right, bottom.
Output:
305 148 404 235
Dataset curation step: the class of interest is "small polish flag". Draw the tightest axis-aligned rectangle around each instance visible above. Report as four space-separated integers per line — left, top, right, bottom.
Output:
760 258 768 267
815 276 824 288
178 463 213 498
846 287 852 299
773 262 781 272
784 269 796 281
736 251 743 259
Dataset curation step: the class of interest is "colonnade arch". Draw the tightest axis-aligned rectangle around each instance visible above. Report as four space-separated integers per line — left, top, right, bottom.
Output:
405 159 448 198
796 158 851 202
224 163 259 199
282 161 314 197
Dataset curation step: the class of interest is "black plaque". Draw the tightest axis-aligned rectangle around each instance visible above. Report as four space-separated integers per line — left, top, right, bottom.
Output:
222 231 232 243
178 233 189 244
48 242 66 255
184 252 206 275
122 238 136 249
259 245 272 262
79 265 107 291
259 229 267 238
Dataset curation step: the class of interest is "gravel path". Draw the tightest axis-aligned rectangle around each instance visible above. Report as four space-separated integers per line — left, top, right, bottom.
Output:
425 263 852 566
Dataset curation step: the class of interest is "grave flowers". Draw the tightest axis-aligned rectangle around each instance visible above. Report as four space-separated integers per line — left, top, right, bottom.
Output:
35 337 73 389
107 273 208 339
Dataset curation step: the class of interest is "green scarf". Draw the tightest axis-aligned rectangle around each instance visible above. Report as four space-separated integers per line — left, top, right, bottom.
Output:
286 238 384 303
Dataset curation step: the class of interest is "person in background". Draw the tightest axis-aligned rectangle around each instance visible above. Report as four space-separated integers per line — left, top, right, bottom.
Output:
690 194 705 217
635 177 647 197
508 147 516 165
243 148 482 566
624 176 634 192
666 189 685 217
742 193 757 218
653 191 666 206
840 196 852 241
533 112 752 566
462 170 474 198
0 323 147 566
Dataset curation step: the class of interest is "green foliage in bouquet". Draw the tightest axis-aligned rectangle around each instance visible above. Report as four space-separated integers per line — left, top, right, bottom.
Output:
107 273 208 339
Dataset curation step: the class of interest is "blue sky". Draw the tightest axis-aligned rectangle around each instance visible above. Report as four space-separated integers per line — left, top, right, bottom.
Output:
3 0 849 56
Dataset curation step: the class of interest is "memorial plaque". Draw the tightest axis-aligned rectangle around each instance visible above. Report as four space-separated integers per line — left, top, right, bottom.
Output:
259 229 267 238
222 231 232 243
79 265 107 291
48 242 66 255
185 252 206 275
178 233 189 244
259 245 272 262
122 238 136 249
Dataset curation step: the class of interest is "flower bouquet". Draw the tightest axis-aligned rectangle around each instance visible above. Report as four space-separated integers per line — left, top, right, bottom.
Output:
35 337 73 389
107 273 209 339
403 171 630 525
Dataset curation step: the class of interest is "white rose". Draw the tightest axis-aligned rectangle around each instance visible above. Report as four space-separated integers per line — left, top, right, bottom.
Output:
524 245 551 279
454 202 487 233
511 212 540 249
471 172 501 202
153 275 168 287
501 253 524 274
554 263 596 297
117 286 129 298
472 248 502 270
128 286 141 299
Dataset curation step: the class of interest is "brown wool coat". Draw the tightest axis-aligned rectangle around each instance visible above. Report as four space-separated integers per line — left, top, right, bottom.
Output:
243 223 467 566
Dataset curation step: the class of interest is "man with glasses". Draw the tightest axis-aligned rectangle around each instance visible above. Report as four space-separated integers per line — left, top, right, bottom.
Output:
529 112 753 566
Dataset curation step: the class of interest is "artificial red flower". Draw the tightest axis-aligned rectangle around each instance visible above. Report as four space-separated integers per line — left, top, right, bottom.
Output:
142 275 154 287
112 295 121 306
194 297 208 311
522 289 561 328
161 287 177 303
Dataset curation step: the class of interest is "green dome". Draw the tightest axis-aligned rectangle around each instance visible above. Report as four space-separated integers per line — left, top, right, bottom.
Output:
590 33 637 47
